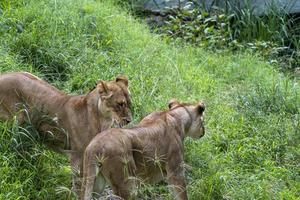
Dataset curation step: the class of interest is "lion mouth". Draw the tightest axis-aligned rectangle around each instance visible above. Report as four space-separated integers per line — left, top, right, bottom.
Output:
112 117 131 128
112 120 126 128
112 120 119 128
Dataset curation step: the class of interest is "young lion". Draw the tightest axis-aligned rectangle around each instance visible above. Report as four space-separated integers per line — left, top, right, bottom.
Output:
0 72 132 195
81 99 205 200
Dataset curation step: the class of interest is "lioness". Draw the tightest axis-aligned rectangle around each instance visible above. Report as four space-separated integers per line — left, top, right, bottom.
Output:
0 72 132 195
81 99 205 200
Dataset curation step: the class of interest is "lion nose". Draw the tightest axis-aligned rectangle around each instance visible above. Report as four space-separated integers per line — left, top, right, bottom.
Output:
125 114 133 124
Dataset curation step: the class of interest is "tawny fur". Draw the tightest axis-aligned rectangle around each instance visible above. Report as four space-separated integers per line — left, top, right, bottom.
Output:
81 100 205 200
0 72 132 195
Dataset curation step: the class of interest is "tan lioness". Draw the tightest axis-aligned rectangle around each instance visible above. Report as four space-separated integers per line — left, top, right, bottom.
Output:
0 72 132 195
81 99 205 200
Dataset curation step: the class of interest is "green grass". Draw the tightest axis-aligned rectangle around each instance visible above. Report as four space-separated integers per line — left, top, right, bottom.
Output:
0 0 299 199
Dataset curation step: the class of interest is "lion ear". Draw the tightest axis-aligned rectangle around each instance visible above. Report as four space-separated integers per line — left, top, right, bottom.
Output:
97 80 109 94
196 102 205 114
97 81 113 100
116 75 128 87
168 99 179 109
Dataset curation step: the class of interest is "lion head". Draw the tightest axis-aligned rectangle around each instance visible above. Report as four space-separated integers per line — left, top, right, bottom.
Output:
95 75 132 127
168 99 205 139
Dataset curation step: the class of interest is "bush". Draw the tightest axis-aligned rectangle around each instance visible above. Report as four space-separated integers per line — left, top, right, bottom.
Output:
152 2 300 73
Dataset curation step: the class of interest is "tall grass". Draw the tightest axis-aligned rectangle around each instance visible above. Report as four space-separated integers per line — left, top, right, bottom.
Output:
230 1 289 43
0 0 299 199
0 119 73 200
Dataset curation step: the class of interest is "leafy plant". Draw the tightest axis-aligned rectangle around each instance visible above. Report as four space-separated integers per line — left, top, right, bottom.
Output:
154 1 300 73
160 9 234 50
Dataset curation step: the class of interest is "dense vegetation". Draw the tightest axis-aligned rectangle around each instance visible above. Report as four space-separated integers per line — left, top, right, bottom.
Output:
0 0 299 199
124 1 300 73
157 8 300 73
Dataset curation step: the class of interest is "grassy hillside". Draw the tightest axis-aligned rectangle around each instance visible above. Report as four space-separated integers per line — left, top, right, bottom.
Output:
0 0 299 199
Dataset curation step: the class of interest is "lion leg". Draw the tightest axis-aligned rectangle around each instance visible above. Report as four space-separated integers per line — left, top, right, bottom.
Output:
0 97 12 120
0 107 11 121
103 158 135 200
0 101 25 124
70 154 82 198
81 155 98 200
167 174 188 200
92 173 106 199
166 161 188 200
37 122 68 152
110 182 132 200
